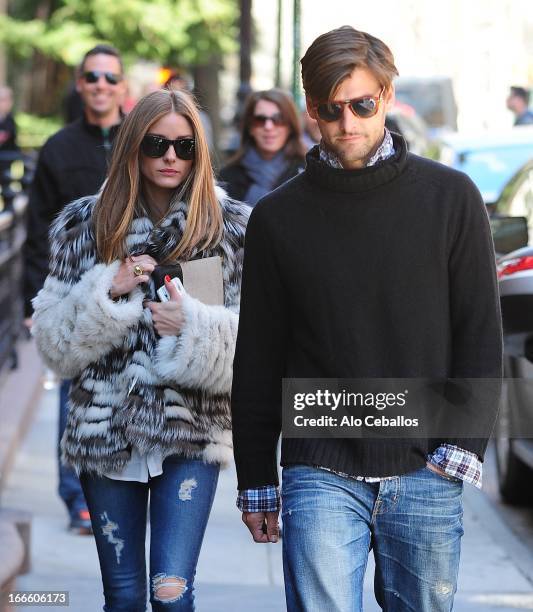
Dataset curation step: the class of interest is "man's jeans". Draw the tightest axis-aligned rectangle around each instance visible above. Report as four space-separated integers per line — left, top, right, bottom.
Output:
281 464 464 612
58 379 87 519
80 456 219 611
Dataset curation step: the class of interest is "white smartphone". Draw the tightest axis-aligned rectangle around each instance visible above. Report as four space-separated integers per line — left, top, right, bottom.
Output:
156 276 184 302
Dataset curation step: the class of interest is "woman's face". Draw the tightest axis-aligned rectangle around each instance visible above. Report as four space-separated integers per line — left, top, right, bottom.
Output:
140 112 194 206
248 99 290 160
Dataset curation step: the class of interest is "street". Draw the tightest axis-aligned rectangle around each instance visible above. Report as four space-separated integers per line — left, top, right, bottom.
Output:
4 382 533 611
482 444 533 583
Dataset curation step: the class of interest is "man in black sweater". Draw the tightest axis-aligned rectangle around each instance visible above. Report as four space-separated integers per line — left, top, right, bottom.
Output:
231 27 502 612
24 44 125 535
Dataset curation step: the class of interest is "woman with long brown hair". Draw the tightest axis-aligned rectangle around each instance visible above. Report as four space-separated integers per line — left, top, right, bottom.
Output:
219 88 307 206
32 88 249 611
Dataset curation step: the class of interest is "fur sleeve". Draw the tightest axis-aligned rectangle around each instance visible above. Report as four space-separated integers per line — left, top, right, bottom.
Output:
153 190 249 395
31 197 144 378
154 293 238 395
32 262 144 378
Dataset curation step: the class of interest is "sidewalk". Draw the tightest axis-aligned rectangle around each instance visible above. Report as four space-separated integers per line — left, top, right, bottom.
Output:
4 382 533 611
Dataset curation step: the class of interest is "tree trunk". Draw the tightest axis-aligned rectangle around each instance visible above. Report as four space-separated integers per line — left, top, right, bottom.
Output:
16 0 69 117
193 56 222 167
29 54 70 116
0 0 7 86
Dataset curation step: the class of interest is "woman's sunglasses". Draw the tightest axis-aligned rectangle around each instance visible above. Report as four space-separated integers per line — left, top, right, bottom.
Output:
313 88 384 122
250 113 287 128
141 134 196 160
82 70 123 85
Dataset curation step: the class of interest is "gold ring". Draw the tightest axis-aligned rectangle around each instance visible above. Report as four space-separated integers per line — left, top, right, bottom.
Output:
133 264 144 277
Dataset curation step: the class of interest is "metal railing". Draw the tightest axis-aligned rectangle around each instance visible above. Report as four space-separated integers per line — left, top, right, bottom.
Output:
0 152 34 376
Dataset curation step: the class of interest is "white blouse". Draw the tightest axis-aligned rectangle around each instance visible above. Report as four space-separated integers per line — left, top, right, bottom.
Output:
105 448 163 482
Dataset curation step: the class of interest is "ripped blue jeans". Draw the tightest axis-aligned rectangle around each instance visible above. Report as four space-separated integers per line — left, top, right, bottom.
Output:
80 456 219 611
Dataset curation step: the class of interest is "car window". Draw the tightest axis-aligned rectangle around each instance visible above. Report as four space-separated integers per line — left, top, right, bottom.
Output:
499 167 533 242
459 145 533 204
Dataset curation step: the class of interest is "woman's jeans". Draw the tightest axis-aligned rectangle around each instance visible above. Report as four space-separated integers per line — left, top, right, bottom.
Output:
281 464 464 612
80 456 219 611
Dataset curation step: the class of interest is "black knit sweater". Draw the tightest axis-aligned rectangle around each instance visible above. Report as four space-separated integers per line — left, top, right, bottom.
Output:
231 135 502 490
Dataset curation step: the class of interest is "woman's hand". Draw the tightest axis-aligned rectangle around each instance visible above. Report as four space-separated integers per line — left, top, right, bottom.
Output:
110 255 158 299
148 276 184 336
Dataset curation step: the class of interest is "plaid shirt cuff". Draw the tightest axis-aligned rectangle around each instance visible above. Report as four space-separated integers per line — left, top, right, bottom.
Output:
237 485 280 513
428 444 482 488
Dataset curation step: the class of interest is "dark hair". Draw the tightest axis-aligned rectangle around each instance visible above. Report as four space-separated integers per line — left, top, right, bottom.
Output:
301 25 398 102
231 88 307 162
164 69 193 91
79 44 123 74
510 86 530 105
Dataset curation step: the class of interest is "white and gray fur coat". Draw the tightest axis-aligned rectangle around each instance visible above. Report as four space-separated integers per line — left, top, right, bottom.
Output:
32 188 250 475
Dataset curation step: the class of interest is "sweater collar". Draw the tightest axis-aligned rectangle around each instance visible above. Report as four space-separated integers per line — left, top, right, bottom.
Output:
82 112 123 141
305 131 408 193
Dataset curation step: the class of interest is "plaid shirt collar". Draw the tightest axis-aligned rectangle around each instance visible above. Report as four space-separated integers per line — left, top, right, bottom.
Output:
319 127 395 169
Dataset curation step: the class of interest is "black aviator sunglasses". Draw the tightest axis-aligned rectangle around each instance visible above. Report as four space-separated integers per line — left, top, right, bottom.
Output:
82 70 123 85
141 134 196 160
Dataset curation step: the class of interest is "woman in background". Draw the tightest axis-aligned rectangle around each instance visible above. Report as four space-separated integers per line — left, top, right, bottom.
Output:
219 88 307 206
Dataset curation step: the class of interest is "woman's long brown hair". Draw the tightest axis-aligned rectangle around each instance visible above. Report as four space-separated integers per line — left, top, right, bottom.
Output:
93 88 223 264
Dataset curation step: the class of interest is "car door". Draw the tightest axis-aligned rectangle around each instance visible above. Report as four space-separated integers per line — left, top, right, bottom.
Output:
497 161 533 243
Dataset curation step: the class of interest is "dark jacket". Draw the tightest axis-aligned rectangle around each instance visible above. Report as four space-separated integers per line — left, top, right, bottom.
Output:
0 113 18 151
218 155 305 203
23 115 122 315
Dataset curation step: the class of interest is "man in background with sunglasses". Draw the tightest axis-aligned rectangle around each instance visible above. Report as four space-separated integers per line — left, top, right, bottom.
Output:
232 26 501 611
23 44 126 536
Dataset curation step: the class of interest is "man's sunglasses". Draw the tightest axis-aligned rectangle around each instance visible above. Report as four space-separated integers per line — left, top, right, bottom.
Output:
141 134 196 160
313 88 384 122
251 113 287 127
82 70 123 85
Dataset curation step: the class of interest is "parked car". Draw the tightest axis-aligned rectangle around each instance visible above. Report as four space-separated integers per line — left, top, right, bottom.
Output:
385 106 431 157
439 127 533 206
489 159 533 505
495 245 533 505
494 158 533 241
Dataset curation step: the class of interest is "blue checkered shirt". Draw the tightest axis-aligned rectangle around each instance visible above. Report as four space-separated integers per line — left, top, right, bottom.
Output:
237 130 482 513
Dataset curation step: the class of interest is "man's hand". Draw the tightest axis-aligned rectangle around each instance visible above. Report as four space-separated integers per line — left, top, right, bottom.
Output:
242 511 280 543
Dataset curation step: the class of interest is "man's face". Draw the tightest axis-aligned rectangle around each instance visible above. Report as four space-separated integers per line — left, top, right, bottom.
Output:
307 67 393 169
76 54 125 122
506 93 524 114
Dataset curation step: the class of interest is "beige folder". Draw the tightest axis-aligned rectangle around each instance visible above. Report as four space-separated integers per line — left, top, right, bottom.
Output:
180 256 224 305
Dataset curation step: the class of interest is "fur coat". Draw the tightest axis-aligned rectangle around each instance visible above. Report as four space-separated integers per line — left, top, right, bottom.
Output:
32 187 250 475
